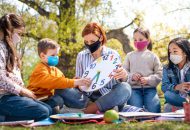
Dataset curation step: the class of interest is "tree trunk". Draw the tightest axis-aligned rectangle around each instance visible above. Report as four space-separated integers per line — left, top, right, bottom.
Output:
106 28 133 54
57 0 77 78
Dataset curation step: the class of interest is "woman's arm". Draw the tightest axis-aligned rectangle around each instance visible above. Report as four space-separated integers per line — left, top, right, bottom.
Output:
75 53 83 78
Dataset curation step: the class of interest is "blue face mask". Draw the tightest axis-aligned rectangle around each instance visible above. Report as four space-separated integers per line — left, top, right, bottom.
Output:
47 56 59 66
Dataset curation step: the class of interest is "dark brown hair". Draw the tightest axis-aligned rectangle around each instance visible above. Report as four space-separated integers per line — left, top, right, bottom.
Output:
38 38 60 56
82 22 107 45
168 37 190 68
133 27 153 51
0 13 25 72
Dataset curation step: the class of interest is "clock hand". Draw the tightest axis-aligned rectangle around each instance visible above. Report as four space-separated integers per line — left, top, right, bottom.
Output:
92 72 98 81
95 71 100 83
91 71 101 83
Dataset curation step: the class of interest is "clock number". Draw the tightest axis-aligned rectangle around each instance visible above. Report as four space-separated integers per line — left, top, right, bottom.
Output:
92 83 97 89
100 79 105 86
110 55 114 61
83 71 89 78
115 64 120 69
102 55 109 61
90 63 96 69
108 72 114 79
113 58 118 64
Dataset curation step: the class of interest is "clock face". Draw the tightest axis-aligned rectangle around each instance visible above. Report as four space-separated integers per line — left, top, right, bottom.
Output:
79 53 121 92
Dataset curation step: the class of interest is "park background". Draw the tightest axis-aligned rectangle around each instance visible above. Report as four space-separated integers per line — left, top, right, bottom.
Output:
0 0 190 129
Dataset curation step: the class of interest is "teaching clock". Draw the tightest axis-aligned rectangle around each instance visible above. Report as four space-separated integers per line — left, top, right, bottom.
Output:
79 53 121 92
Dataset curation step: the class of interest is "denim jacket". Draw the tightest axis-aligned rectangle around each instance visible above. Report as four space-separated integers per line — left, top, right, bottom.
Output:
162 63 190 93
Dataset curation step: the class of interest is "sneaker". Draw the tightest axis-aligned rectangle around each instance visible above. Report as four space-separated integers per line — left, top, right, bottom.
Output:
0 115 5 122
121 105 145 112
59 105 84 113
52 106 60 114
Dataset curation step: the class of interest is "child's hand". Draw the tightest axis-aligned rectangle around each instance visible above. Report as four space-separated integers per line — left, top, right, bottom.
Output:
74 78 91 87
132 73 142 81
73 76 80 79
20 88 36 99
174 82 190 93
139 77 149 86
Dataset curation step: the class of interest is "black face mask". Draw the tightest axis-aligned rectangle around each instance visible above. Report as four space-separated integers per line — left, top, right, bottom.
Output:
85 40 101 53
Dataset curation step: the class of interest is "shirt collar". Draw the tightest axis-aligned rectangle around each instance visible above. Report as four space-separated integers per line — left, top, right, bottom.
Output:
174 61 190 71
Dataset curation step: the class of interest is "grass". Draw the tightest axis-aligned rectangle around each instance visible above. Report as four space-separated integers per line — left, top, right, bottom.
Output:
1 121 190 130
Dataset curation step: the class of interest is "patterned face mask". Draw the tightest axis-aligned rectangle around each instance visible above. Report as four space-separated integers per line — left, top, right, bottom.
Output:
12 33 21 45
170 54 183 65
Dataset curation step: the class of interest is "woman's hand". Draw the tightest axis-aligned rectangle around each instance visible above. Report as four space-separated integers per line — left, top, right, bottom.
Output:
174 82 190 93
113 66 128 81
20 88 36 99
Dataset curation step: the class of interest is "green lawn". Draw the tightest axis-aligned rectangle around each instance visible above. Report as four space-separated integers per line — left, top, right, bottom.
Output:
1 121 190 130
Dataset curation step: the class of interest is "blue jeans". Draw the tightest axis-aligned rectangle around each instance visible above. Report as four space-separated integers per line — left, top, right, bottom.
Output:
0 95 52 122
57 82 132 112
44 90 64 110
128 88 161 113
164 91 186 107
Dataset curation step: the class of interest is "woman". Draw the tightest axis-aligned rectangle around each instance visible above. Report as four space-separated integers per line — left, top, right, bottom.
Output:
162 37 190 112
0 13 52 122
59 22 132 114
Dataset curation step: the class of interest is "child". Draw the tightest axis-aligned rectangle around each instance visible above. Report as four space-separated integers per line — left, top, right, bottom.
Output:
28 38 91 113
123 27 162 113
0 13 51 122
162 37 190 112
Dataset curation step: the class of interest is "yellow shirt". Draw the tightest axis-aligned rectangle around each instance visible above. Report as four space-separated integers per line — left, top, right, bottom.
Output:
28 62 74 97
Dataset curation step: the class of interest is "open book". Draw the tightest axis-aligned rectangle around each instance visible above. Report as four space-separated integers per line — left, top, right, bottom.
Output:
0 120 34 126
50 113 104 121
37 95 49 101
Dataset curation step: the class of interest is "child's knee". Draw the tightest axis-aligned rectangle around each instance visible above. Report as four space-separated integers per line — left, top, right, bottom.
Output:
35 106 51 121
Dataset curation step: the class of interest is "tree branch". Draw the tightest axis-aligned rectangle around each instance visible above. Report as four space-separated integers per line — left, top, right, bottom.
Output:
106 18 139 53
18 0 50 17
120 17 139 30
165 7 190 14
25 32 41 41
156 33 190 42
46 0 60 4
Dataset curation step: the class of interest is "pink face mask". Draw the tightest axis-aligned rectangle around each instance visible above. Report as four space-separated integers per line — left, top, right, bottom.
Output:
134 41 149 51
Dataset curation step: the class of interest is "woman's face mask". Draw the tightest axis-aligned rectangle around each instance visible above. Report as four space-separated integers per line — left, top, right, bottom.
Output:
12 33 21 45
85 39 101 53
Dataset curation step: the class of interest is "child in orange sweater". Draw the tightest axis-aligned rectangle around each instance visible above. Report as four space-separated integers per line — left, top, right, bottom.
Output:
28 38 91 113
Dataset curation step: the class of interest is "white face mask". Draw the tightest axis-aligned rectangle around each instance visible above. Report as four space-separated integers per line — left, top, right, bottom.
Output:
12 33 21 45
170 54 183 65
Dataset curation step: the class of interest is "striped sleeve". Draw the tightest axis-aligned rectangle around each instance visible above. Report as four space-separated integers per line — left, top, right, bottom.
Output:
76 52 83 77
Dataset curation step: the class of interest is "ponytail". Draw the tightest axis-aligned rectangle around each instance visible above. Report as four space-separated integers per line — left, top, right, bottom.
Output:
0 13 24 72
